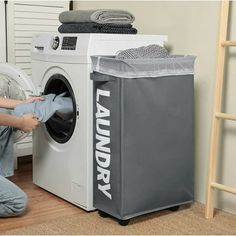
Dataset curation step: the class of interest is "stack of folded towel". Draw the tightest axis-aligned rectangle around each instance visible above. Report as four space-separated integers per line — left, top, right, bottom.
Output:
58 9 137 34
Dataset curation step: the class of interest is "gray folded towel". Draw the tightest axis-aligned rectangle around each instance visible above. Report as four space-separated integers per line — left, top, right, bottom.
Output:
58 23 137 34
116 44 169 60
59 9 135 25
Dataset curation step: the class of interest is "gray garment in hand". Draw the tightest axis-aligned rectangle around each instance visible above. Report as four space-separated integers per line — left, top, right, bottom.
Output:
0 108 14 178
12 93 73 123
59 9 135 25
0 175 27 217
116 44 169 60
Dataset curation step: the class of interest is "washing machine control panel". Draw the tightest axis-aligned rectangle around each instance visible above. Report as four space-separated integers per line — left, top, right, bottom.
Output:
61 37 77 50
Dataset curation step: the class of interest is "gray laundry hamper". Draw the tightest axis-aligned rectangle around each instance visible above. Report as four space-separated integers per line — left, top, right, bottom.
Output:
91 55 196 226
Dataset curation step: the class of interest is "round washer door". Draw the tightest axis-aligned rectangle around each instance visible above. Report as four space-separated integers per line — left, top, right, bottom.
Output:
0 63 36 143
43 73 77 144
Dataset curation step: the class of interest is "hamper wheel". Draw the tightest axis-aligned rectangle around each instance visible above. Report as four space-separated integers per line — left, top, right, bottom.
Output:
118 219 130 226
168 205 180 212
98 210 109 218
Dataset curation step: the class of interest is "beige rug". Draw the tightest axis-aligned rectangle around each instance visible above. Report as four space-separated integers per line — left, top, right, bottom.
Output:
2 203 236 235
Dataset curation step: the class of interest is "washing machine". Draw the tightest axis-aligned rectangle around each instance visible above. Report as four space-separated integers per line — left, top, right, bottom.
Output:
0 33 167 211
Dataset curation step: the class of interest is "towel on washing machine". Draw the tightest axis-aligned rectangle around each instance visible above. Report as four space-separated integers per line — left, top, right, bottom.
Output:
58 22 137 34
12 93 73 123
59 9 135 25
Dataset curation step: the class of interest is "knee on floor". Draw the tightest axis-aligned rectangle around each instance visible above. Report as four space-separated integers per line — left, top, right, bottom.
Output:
13 190 28 215
0 189 28 217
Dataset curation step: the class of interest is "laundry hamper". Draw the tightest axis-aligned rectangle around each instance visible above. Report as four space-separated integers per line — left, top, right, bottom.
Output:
91 55 196 226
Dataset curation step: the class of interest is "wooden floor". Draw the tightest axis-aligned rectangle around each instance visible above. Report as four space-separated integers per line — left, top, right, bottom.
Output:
0 156 85 232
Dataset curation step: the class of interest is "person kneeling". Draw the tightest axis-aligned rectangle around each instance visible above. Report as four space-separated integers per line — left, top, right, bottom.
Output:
0 96 42 217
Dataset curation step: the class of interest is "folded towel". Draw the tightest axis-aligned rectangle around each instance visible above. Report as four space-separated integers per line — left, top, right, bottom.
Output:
58 23 137 34
116 44 169 60
59 9 135 25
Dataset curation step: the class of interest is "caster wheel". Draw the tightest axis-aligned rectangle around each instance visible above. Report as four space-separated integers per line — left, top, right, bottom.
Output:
169 206 180 212
98 211 109 218
118 219 130 226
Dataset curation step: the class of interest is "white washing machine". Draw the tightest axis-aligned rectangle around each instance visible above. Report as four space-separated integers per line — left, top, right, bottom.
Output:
0 33 167 211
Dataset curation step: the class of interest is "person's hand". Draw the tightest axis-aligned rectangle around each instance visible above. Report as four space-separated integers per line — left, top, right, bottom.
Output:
18 114 39 133
21 96 44 105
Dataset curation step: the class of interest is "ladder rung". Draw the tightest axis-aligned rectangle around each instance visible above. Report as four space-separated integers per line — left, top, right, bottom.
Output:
215 112 236 121
221 40 236 46
211 182 236 195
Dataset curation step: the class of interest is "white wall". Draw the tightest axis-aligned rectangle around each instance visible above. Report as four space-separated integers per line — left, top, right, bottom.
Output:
74 1 236 215
0 0 6 62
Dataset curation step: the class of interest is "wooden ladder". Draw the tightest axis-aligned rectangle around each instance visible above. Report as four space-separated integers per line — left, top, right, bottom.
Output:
205 0 236 219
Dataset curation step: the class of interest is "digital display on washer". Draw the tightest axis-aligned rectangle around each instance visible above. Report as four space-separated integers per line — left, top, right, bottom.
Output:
61 37 77 50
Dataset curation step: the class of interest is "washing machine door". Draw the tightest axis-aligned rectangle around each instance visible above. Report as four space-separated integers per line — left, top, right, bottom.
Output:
43 73 77 144
0 63 36 143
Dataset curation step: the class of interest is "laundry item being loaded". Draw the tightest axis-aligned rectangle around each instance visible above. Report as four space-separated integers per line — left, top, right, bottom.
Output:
12 93 73 123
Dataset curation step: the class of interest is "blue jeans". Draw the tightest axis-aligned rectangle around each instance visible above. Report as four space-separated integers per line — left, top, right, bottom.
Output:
0 108 14 177
0 115 27 217
0 175 27 217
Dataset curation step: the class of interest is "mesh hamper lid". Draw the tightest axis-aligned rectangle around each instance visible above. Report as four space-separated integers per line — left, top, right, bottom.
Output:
91 55 196 79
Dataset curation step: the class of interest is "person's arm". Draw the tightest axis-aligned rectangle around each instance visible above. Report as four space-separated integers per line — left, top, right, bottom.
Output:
0 113 23 128
0 97 23 109
0 96 43 132
0 113 39 133
0 97 44 109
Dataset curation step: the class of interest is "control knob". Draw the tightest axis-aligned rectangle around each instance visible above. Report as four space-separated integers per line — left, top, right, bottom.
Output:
52 36 60 50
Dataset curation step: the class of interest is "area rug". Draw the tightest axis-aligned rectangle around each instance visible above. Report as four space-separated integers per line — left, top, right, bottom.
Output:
2 203 236 235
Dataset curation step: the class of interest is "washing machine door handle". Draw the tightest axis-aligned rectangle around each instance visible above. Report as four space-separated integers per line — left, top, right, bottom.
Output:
76 105 80 118
0 63 37 143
